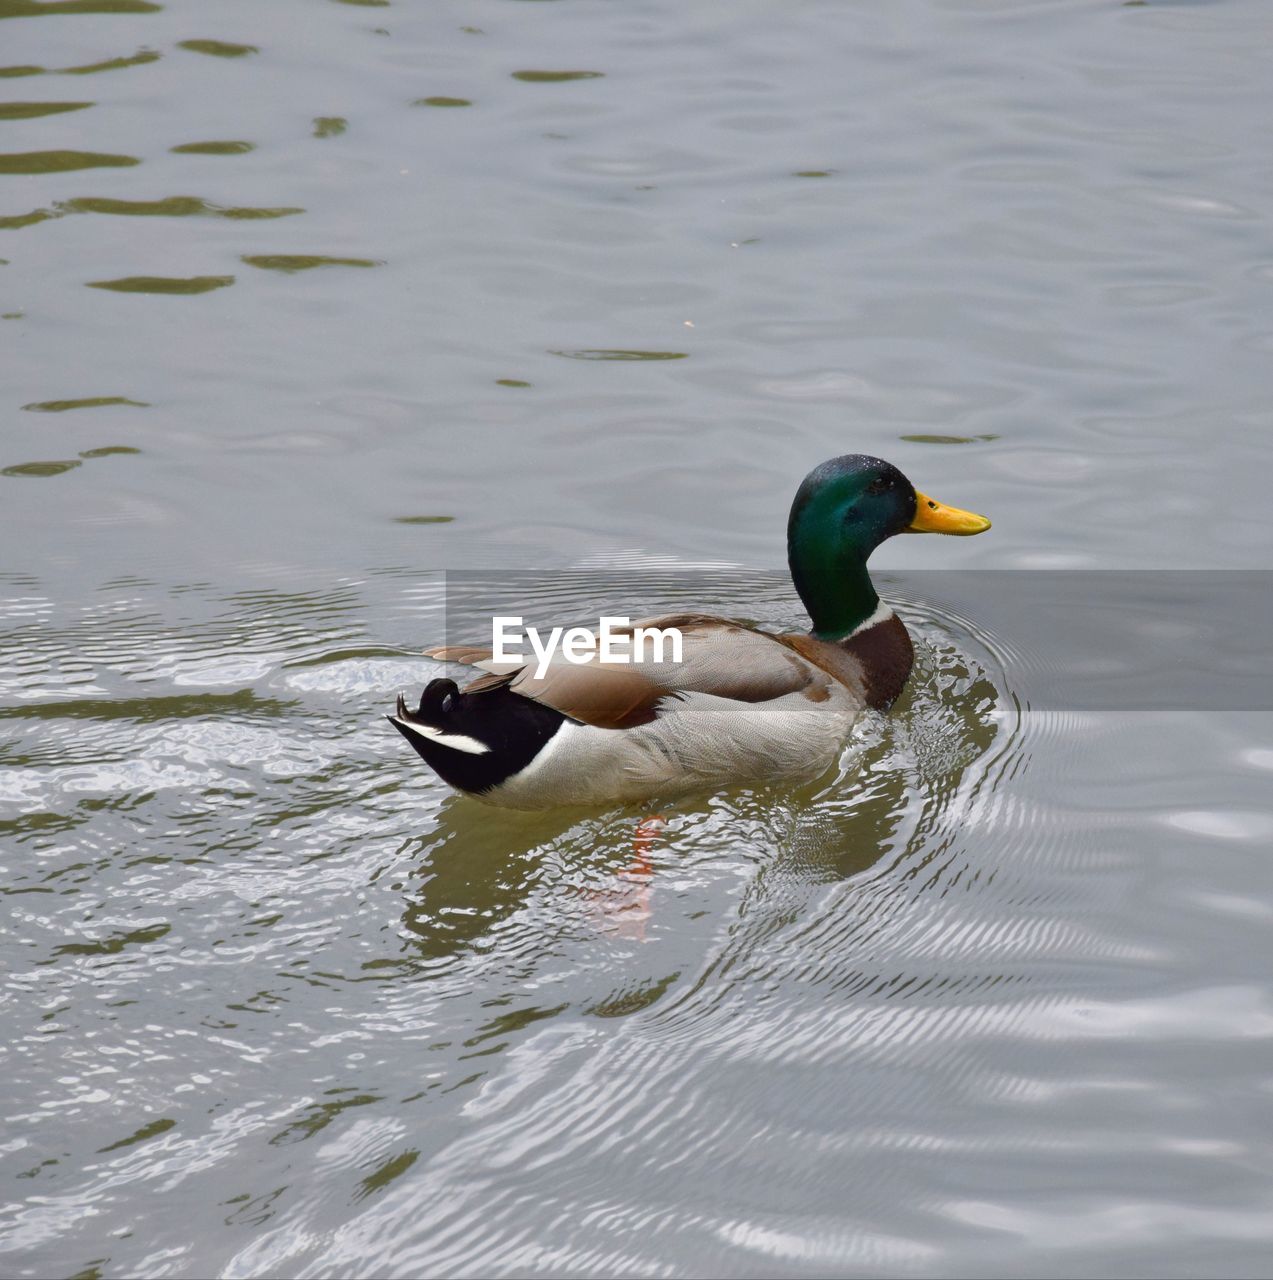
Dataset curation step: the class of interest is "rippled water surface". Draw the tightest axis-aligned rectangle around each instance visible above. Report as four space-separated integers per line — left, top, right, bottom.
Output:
4 1 1273 1277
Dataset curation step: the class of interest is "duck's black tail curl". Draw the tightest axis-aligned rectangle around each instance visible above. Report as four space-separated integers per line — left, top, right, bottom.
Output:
413 677 461 726
388 674 566 796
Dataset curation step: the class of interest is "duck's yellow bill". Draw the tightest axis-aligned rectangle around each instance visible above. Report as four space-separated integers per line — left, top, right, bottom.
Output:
907 490 992 535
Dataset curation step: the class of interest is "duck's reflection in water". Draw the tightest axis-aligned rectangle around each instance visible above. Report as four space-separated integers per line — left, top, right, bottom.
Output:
585 813 666 942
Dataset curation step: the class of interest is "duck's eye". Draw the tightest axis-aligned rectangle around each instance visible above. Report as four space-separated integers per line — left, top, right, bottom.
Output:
865 477 890 496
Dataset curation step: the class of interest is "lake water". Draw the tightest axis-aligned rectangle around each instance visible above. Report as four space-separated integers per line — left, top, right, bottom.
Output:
3 1 1273 1277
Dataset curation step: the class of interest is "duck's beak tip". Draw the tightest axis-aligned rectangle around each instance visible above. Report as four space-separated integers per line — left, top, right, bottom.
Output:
907 490 992 535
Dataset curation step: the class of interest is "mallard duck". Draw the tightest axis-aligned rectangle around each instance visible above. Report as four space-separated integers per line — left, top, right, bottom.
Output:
390 454 990 809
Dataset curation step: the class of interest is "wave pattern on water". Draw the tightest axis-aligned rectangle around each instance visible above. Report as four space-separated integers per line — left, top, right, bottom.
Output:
2 561 1266 1280
3 0 1273 1274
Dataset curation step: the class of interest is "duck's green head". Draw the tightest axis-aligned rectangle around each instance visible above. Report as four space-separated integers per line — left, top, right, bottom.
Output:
787 454 990 639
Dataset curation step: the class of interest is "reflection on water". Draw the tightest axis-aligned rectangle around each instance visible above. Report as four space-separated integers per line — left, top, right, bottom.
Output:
0 564 1034 1278
86 273 236 293
550 348 689 361
0 559 1270 1276
2 198 304 233
61 197 303 219
168 139 254 155
22 397 149 411
0 149 138 174
242 255 381 273
511 71 605 84
176 40 258 60
0 49 159 77
1 458 81 476
0 100 92 119
3 0 1273 1274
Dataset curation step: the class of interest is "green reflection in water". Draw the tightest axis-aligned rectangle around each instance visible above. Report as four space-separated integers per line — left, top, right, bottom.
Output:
87 274 235 294
333 0 389 7
22 396 148 411
242 254 380 272
0 0 161 17
313 116 346 137
177 39 257 58
1 459 81 477
412 96 470 108
900 433 1000 445
2 197 300 229
96 1118 176 1154
79 445 141 458
64 48 160 74
269 1091 381 1147
587 970 680 1018
0 689 295 724
220 205 302 220
64 196 301 218
396 806 557 963
67 195 212 217
495 378 531 387
221 1186 288 1230
394 515 454 524
511 70 604 82
355 1150 419 1202
550 348 688 361
794 169 833 177
170 140 253 155
51 921 169 960
468 1002 571 1049
0 149 138 174
1 49 159 76
0 208 56 228
0 100 92 118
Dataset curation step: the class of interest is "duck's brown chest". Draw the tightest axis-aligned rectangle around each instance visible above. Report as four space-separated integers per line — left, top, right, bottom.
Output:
839 613 915 710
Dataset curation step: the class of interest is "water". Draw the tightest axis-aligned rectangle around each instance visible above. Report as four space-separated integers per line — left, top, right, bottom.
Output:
3 1 1273 1276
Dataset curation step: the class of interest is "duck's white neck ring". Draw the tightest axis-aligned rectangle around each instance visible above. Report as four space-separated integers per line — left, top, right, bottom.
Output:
847 600 895 638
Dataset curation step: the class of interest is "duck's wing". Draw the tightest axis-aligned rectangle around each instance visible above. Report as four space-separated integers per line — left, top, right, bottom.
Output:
467 663 677 730
426 614 861 730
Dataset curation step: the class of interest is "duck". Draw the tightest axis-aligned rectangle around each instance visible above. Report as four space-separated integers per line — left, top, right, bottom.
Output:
389 454 990 809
